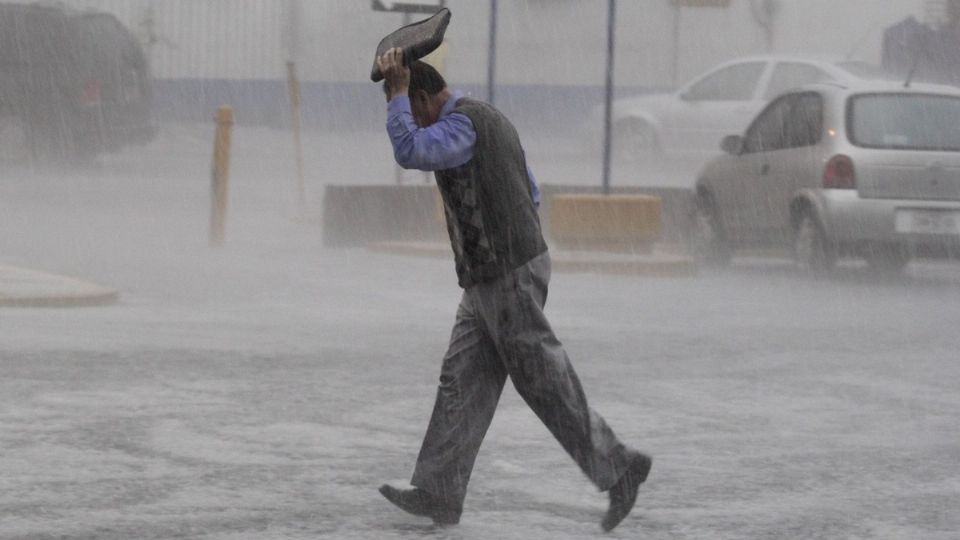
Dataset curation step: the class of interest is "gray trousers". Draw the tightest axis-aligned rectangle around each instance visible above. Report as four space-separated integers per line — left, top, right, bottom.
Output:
410 251 631 508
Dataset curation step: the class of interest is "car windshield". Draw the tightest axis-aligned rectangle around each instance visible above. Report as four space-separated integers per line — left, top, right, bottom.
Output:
848 93 960 151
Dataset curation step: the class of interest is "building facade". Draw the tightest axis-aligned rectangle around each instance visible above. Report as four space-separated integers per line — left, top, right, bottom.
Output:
47 0 929 129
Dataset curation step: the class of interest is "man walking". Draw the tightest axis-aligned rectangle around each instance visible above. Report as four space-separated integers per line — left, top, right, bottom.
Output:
375 48 651 532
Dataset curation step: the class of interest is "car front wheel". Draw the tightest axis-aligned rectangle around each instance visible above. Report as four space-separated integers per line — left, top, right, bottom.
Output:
793 213 836 273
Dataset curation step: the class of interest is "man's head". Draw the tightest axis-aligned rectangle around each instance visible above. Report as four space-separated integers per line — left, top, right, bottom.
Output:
383 60 450 127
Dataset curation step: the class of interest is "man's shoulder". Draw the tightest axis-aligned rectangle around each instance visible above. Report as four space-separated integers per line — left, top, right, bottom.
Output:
453 96 491 110
452 98 506 122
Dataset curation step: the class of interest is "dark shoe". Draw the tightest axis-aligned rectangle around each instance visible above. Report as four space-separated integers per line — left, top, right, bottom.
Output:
378 484 461 525
601 452 652 532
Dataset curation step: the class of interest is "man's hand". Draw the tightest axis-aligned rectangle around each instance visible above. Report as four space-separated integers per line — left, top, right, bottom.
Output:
377 47 410 101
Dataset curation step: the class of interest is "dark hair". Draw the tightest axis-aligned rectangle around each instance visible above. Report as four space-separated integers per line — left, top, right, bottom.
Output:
382 60 447 99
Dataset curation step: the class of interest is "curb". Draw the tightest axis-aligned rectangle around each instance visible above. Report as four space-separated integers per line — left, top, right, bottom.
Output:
367 242 697 278
0 265 119 308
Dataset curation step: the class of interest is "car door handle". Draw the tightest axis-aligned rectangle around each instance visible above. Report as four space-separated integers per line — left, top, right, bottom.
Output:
759 163 770 176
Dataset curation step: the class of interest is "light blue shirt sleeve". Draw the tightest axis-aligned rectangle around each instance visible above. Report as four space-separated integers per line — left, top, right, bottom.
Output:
386 95 475 171
386 94 540 208
526 164 540 209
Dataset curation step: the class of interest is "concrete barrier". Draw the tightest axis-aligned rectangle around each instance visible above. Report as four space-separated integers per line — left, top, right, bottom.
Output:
550 194 661 253
539 184 695 247
322 183 696 249
322 184 445 247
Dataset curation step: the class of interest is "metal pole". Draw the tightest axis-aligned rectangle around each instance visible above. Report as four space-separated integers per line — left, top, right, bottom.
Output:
601 0 616 195
671 3 681 87
487 0 498 104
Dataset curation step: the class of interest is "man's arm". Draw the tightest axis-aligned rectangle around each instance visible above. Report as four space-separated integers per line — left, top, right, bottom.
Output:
387 97 475 171
389 100 540 208
378 47 410 101
377 47 538 205
378 47 475 171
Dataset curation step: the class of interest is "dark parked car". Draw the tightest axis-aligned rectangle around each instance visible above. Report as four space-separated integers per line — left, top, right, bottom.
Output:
0 2 155 164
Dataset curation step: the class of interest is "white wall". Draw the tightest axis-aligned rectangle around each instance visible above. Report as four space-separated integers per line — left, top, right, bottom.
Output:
676 1 926 83
51 0 928 87
51 0 288 79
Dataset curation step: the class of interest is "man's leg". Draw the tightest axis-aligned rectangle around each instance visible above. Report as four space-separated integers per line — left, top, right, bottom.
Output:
468 252 640 491
407 292 507 515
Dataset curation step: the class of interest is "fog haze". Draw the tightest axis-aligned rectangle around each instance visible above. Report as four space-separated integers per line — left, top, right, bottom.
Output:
3 1 960 538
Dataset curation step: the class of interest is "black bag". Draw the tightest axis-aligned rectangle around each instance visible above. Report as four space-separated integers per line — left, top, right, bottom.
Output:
370 8 451 82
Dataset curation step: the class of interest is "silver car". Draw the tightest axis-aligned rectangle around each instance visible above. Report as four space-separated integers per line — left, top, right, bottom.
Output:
693 80 960 272
600 56 892 164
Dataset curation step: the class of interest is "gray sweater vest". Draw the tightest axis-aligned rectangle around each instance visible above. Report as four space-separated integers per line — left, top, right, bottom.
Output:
434 98 547 288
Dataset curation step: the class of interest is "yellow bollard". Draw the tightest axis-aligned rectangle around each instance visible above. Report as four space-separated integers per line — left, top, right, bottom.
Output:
286 61 307 217
210 105 234 247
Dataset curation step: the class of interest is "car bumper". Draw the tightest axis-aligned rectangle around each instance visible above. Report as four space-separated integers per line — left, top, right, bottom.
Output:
819 190 960 253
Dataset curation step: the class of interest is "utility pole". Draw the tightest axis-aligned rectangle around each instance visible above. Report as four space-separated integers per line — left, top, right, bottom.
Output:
487 0 498 104
671 4 681 87
601 0 616 195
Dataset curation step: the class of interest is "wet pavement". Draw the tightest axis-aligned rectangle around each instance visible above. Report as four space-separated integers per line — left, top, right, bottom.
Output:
2 125 960 539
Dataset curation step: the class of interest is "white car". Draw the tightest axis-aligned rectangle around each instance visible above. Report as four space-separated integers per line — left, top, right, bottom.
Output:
693 80 960 273
604 56 892 163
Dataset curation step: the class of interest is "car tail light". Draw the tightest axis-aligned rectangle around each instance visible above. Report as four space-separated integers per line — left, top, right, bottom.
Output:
80 80 102 106
823 154 855 189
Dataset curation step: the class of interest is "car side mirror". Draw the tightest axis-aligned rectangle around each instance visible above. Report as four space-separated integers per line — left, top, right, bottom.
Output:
721 134 743 155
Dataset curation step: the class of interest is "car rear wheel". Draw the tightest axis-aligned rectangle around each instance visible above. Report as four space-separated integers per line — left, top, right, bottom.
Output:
864 243 910 274
613 120 658 162
0 113 31 165
793 213 836 273
691 194 731 267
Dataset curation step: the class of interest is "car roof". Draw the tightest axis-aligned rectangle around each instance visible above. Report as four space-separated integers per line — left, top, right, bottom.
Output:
799 79 960 96
703 55 895 84
719 54 847 63
712 54 871 69
0 2 77 14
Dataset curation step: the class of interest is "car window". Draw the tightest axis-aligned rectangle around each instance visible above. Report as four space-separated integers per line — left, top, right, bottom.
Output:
765 63 832 100
684 62 766 101
742 95 792 153
0 8 84 91
849 93 960 151
784 92 823 148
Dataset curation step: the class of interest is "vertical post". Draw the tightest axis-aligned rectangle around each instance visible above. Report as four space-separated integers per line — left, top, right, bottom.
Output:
286 61 307 217
287 0 302 62
671 3 681 87
601 0 616 195
395 11 414 185
210 105 234 247
487 0 498 104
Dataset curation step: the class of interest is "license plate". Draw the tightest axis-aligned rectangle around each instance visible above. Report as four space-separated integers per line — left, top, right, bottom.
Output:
895 209 960 235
